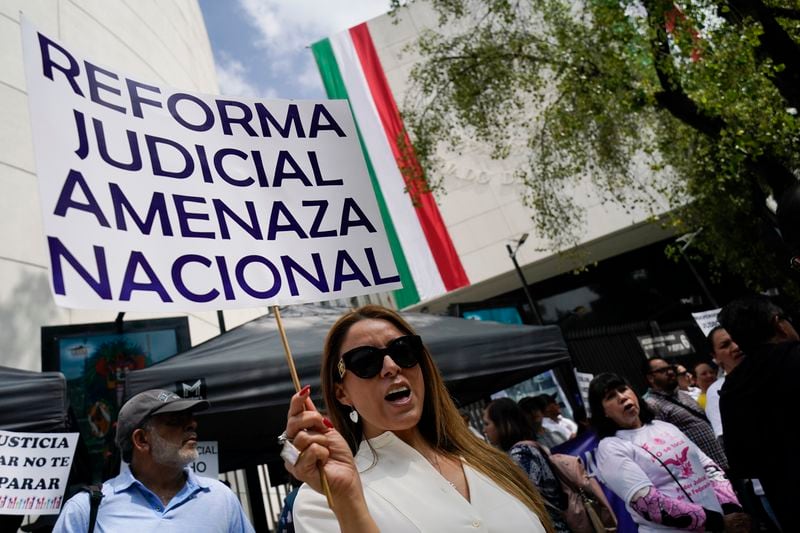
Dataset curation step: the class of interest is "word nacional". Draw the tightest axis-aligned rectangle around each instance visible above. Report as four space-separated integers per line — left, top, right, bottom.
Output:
48 237 401 304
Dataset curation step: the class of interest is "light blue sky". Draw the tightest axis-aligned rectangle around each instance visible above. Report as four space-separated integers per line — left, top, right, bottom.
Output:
199 0 392 100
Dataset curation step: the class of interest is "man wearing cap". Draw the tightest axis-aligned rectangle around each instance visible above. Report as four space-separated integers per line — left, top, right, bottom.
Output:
54 389 254 532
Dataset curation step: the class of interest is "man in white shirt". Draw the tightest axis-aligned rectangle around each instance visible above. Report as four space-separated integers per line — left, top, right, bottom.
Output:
539 394 577 442
676 364 702 401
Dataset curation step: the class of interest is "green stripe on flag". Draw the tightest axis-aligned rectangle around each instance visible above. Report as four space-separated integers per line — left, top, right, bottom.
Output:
311 38 420 308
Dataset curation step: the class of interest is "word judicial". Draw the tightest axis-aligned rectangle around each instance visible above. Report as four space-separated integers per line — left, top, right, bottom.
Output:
72 110 346 189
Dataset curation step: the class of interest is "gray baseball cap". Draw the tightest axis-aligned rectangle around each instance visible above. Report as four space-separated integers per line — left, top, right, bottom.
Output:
115 389 209 448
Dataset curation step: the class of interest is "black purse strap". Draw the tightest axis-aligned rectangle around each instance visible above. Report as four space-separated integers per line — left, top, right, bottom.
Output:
84 483 104 533
638 446 693 502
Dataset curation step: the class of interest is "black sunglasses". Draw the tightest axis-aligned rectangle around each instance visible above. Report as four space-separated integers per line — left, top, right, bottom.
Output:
337 335 423 380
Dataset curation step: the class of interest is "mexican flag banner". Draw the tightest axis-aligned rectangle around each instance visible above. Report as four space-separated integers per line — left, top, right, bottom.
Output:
312 24 469 308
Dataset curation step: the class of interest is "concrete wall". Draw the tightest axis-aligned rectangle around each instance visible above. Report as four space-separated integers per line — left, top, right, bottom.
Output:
0 0 269 371
366 2 674 312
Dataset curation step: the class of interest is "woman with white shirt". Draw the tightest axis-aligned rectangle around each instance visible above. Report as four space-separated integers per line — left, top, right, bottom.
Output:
588 373 748 533
281 305 552 533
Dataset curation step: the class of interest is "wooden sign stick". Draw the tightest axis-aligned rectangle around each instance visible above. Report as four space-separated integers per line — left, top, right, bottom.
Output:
272 305 334 509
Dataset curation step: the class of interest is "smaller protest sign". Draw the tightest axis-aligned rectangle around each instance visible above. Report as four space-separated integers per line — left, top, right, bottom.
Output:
637 330 694 358
574 370 594 417
692 309 722 337
0 430 78 515
189 441 218 479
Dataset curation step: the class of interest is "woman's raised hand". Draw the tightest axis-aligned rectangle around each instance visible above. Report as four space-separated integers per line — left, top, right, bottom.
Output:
283 387 380 531
283 386 363 498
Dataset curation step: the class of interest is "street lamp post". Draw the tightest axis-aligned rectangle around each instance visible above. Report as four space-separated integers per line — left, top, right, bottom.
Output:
507 233 543 325
675 229 719 308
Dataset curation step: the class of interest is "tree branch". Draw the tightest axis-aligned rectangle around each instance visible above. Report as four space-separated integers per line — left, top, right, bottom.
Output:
767 7 800 21
641 0 725 136
643 0 795 196
429 51 568 70
724 0 800 109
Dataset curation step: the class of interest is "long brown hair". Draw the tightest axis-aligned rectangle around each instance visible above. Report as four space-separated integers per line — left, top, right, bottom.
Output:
321 305 553 530
485 397 536 451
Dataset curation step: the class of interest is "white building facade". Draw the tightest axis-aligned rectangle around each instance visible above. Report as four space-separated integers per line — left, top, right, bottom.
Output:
0 0 273 371
316 1 675 317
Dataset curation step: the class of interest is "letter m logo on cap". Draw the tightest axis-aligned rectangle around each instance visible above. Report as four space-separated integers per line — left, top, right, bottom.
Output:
157 391 179 402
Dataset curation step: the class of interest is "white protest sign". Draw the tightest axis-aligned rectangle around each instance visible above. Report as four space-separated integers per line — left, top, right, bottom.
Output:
21 18 401 311
574 370 593 417
189 441 219 479
0 431 78 515
692 308 721 337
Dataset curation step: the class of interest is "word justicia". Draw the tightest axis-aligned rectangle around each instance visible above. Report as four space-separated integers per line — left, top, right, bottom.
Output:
0 435 70 449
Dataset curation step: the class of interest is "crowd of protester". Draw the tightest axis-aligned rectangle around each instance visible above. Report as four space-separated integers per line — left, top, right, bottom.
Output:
42 296 800 532
275 299 796 533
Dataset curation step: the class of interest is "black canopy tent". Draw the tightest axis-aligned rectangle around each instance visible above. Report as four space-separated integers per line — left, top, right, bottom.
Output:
0 367 93 532
124 305 571 473
0 366 69 432
0 367 76 532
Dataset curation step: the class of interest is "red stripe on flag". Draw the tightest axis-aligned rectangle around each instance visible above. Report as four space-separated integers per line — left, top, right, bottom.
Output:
349 23 468 291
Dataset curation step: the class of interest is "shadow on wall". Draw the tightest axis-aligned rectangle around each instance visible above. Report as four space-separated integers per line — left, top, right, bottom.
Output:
0 268 62 370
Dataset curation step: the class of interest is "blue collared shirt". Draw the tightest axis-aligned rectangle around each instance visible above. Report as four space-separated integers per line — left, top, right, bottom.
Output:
53 467 255 533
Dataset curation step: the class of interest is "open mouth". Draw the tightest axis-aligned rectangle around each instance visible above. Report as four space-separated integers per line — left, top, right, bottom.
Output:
385 385 411 403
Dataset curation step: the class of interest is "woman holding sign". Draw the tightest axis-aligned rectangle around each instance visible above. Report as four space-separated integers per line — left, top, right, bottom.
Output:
281 305 552 532
587 373 748 533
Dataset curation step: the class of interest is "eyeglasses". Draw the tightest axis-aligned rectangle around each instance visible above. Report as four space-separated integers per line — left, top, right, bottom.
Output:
337 335 423 380
676 371 689 377
776 314 793 324
648 365 677 375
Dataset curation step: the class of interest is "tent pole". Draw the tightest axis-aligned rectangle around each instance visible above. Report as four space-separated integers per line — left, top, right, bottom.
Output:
115 312 125 334
271 305 334 509
217 310 226 333
244 466 269 532
217 311 268 529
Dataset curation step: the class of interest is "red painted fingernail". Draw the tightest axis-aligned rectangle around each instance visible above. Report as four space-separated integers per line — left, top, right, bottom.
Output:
299 384 311 396
323 417 334 428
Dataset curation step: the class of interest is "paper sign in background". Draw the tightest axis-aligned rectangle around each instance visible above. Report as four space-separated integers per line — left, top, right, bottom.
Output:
691 309 722 337
0 431 78 515
574 370 593 417
189 441 219 479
